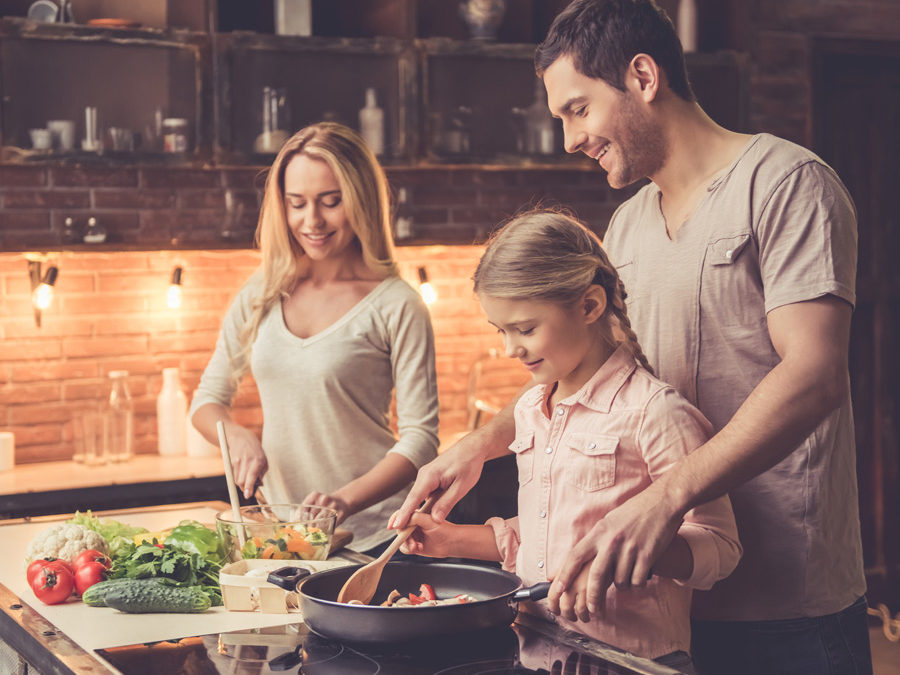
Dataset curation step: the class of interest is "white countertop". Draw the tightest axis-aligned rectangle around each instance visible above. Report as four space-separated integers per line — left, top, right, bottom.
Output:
0 503 315 651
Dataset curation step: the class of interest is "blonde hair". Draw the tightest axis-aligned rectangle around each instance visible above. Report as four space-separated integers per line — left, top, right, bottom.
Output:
473 209 654 375
234 122 397 384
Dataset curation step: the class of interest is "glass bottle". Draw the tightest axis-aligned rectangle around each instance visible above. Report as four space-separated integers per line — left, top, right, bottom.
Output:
104 370 134 463
156 367 187 456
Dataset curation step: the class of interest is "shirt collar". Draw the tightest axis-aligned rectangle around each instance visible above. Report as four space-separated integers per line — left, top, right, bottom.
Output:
520 345 638 414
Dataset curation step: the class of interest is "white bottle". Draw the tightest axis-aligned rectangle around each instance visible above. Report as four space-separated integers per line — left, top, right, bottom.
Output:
359 88 385 156
156 367 187 456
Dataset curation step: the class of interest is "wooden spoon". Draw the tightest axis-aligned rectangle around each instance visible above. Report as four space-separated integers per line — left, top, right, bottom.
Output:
336 495 437 605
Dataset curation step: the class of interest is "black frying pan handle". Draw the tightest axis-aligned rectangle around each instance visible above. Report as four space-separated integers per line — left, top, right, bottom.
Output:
512 581 552 602
266 565 311 591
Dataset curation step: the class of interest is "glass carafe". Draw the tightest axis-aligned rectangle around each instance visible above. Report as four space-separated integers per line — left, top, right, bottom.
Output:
104 370 134 463
254 86 291 154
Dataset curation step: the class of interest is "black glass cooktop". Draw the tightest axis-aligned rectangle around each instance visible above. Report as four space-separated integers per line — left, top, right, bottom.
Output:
95 617 683 675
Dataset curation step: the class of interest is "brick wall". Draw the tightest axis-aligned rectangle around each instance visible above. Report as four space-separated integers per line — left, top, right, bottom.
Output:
0 245 538 465
0 162 623 465
747 0 900 146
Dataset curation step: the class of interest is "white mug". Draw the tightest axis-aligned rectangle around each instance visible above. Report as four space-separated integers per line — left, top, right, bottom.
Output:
47 119 76 151
29 128 51 150
0 431 15 472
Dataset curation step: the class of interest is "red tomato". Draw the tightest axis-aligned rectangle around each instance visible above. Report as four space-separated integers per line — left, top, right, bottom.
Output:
31 563 75 605
74 561 108 596
26 558 60 586
74 549 111 570
419 583 436 601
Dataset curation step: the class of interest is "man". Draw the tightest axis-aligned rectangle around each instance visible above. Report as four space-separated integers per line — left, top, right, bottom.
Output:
391 1 871 673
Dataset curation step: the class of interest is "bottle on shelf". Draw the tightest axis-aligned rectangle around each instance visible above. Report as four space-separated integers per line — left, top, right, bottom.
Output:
395 187 413 240
157 367 187 456
524 79 555 155
358 87 385 156
104 370 134 463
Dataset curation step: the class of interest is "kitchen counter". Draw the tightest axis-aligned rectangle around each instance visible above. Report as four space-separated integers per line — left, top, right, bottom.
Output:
0 502 683 675
0 455 231 519
0 501 371 675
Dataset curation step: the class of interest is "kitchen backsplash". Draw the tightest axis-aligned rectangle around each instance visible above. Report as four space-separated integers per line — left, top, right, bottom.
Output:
0 245 536 465
0 161 628 465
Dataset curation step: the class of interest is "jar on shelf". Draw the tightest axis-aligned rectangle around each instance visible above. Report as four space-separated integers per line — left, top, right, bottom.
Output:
162 118 189 153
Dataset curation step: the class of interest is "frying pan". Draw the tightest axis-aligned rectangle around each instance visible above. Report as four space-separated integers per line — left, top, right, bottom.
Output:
270 561 550 643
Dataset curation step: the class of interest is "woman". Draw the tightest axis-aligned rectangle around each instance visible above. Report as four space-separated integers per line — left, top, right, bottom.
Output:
190 122 440 554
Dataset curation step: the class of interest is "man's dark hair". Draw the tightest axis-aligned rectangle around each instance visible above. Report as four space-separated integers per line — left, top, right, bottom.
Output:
535 0 695 102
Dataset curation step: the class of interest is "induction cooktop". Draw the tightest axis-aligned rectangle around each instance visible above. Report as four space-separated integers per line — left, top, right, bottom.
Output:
94 615 683 674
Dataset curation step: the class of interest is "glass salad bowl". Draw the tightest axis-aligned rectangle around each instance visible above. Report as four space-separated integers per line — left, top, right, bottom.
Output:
215 504 337 563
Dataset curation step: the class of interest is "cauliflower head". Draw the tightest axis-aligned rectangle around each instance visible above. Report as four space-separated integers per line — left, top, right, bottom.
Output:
25 522 108 564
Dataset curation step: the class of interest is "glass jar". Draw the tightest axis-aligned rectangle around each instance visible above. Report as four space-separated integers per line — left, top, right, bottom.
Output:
162 118 189 153
104 370 134 463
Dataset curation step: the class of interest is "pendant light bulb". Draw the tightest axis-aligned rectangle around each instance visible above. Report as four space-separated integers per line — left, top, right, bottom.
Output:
167 266 183 309
31 266 58 311
417 266 437 306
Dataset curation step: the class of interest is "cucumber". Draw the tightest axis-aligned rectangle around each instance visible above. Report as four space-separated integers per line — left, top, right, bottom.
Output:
82 578 167 607
103 580 211 613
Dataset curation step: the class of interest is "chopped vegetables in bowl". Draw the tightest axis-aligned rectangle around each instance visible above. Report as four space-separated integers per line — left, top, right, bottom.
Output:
215 505 337 563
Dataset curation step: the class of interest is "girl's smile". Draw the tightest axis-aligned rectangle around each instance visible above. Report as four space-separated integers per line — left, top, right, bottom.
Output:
478 292 612 401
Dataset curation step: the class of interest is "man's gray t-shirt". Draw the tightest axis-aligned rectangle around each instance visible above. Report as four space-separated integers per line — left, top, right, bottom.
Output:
603 134 864 620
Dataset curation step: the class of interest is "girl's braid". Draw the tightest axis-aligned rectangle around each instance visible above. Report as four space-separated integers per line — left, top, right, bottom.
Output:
606 274 655 377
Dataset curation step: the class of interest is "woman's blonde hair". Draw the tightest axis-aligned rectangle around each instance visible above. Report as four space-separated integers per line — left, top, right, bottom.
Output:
234 122 397 383
473 209 653 375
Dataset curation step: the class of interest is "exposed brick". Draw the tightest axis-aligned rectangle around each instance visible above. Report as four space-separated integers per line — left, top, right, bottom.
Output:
51 167 138 188
0 166 46 187
94 189 176 209
0 340 62 361
0 210 51 231
3 190 91 209
222 167 268 191
178 189 226 209
141 168 222 189
1 382 61 404
64 336 149 359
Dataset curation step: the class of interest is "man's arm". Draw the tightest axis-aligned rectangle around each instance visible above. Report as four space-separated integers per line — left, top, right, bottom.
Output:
389 395 518 528
549 295 852 612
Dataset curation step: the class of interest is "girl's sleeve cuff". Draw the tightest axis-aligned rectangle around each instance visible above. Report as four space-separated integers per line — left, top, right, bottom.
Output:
486 516 520 573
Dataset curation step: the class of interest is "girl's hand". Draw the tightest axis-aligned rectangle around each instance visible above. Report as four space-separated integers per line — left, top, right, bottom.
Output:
399 512 458 558
552 564 593 624
302 491 351 525
225 422 268 499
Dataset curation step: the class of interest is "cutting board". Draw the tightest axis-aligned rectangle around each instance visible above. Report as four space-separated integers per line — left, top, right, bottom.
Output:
0 504 352 650
331 527 353 554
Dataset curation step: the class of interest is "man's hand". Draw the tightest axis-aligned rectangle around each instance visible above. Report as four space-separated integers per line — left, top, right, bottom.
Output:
302 491 351 525
225 423 268 499
548 482 683 615
389 434 489 528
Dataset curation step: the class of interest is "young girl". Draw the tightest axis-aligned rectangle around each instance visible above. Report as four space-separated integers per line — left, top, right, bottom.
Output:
191 122 440 555
401 211 741 668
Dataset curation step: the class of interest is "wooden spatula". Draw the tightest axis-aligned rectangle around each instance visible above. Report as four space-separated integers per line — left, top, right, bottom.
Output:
336 495 437 605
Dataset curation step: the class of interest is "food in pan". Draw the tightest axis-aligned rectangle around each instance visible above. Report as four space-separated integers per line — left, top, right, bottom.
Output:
346 582 477 607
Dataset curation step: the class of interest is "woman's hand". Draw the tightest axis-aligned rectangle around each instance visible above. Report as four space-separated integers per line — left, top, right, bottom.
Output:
399 512 458 558
302 491 351 525
225 422 268 499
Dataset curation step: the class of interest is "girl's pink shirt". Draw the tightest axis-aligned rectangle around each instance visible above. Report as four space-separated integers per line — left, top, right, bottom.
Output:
487 345 742 659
